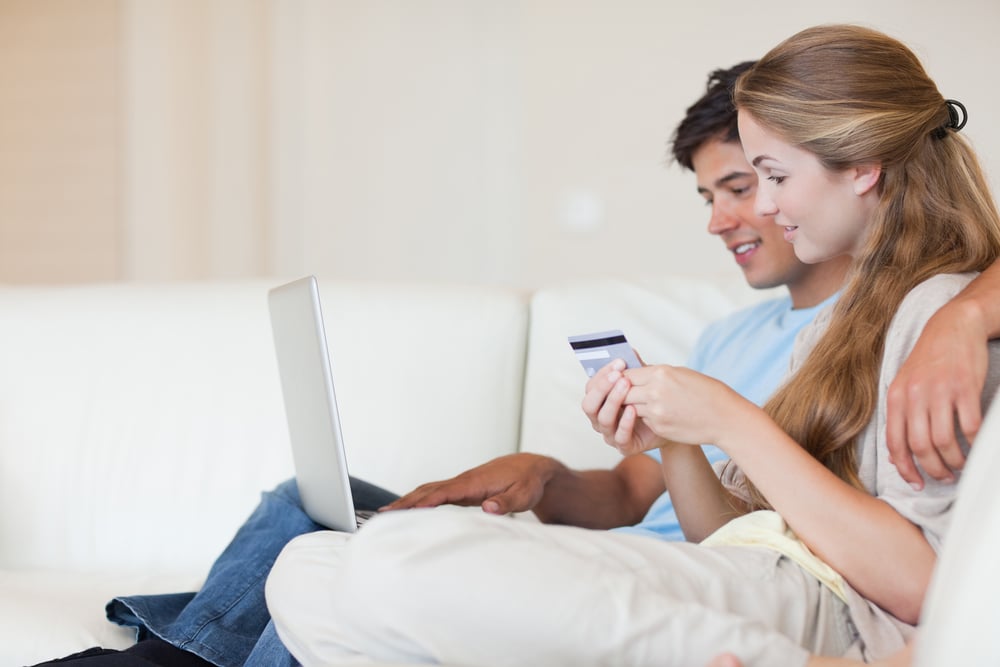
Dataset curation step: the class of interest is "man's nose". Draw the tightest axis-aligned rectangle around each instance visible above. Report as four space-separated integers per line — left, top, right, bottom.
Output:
707 201 739 235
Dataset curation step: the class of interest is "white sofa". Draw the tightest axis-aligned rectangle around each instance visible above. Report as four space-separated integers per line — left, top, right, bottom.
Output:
0 274 771 666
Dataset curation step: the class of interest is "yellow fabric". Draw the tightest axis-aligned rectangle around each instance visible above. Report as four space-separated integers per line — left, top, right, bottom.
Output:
700 510 848 603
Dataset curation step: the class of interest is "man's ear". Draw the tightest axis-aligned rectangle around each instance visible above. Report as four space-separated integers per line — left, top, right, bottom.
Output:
853 164 882 196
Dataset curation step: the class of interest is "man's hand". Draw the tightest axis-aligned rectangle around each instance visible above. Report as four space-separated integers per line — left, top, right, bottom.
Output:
380 453 556 515
886 300 988 488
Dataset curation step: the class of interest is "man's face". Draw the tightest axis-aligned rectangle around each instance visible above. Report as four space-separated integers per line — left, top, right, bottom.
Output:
690 138 810 290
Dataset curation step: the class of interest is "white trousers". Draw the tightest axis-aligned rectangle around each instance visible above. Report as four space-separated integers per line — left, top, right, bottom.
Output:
266 508 855 666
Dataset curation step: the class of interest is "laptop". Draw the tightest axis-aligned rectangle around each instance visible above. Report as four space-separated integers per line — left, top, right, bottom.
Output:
267 275 375 532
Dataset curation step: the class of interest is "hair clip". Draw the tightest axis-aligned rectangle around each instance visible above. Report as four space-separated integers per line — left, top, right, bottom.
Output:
933 99 968 139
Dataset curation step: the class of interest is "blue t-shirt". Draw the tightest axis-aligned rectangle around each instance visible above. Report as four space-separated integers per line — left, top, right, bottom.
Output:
613 291 839 541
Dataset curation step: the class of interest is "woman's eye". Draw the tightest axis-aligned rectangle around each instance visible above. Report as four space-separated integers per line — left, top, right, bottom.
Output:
766 175 786 184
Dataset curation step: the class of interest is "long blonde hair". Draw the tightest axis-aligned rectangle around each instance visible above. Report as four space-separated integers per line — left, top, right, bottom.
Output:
734 24 1000 508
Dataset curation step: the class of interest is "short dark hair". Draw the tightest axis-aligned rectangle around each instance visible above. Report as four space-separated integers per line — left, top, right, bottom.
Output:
669 61 756 171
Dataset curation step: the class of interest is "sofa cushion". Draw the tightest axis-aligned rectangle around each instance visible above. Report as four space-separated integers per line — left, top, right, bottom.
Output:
0 569 201 666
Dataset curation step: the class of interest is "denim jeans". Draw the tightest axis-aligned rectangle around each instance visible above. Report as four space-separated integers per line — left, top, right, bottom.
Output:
107 477 398 667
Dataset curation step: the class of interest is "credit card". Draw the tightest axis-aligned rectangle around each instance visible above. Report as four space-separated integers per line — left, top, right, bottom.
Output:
567 329 642 377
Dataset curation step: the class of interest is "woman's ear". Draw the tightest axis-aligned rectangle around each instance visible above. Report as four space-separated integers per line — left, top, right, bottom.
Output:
853 164 882 196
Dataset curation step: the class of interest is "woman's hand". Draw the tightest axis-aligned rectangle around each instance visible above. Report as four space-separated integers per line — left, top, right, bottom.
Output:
581 358 667 455
620 364 752 454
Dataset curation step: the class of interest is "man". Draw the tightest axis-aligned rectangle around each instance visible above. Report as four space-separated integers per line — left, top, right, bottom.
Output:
381 61 849 542
37 61 990 667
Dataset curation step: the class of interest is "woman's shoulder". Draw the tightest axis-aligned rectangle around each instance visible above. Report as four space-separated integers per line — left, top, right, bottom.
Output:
883 272 977 365
902 272 976 303
894 273 976 325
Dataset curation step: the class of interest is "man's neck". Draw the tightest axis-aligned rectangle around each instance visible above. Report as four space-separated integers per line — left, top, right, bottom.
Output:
787 256 852 309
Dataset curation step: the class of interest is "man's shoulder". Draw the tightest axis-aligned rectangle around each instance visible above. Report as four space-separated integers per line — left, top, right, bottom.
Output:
690 294 793 362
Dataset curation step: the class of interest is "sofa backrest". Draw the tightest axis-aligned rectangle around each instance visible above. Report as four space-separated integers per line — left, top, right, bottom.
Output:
0 280 528 574
0 273 769 574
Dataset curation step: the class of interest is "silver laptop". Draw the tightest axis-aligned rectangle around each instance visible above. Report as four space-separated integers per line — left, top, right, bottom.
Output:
267 275 374 532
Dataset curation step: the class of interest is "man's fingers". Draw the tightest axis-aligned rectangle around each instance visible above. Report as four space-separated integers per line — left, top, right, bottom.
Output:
382 481 481 511
885 389 923 487
885 381 963 486
482 489 517 515
382 488 439 511
483 480 540 515
905 416 953 484
926 402 966 476
955 394 983 448
884 386 906 464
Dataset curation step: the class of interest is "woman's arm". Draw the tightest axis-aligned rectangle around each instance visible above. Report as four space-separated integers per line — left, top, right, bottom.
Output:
623 365 935 624
720 403 935 624
657 441 748 541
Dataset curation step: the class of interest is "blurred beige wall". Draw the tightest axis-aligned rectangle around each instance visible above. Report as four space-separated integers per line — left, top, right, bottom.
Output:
0 0 120 282
3 0 1000 287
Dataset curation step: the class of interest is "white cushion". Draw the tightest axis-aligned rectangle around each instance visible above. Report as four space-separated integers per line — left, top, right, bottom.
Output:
0 569 202 666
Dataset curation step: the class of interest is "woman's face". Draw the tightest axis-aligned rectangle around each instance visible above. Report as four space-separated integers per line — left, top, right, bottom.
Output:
737 110 879 264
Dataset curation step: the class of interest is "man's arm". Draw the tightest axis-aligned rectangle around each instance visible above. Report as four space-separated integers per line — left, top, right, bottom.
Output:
381 451 666 530
532 453 665 527
886 259 1000 487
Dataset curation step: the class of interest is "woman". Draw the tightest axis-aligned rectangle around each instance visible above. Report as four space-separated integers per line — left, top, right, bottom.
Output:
265 25 1000 666
708 387 1000 667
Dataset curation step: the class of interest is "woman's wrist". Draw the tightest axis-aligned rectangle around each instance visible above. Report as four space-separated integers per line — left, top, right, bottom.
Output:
657 438 687 461
714 398 775 458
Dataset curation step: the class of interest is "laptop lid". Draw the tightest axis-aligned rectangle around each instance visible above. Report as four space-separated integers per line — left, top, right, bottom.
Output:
267 275 359 533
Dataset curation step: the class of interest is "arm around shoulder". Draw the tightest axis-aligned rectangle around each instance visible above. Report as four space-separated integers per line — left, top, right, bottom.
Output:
886 264 1000 486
